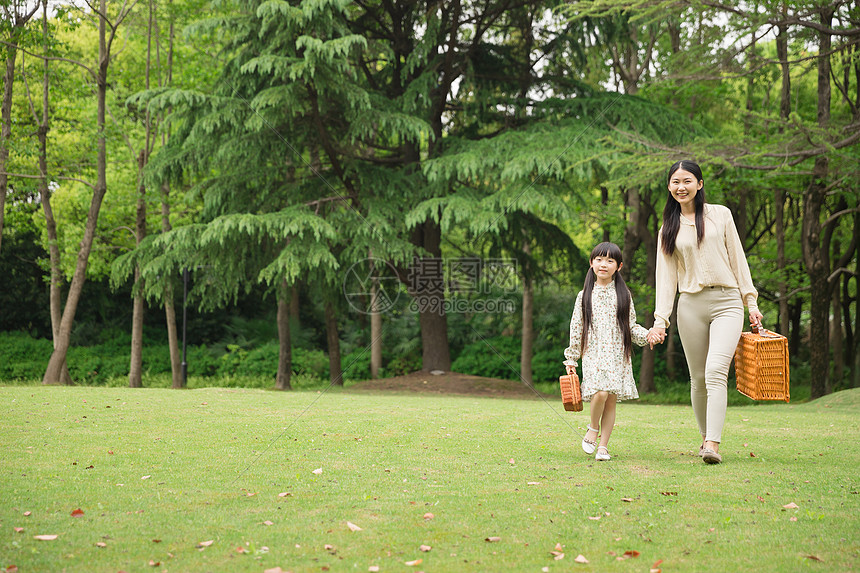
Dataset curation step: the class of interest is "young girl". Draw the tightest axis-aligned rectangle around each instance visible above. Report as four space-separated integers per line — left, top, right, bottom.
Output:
563 242 649 461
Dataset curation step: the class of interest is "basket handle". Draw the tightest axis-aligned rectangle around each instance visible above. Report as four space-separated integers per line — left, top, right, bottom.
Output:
750 322 782 339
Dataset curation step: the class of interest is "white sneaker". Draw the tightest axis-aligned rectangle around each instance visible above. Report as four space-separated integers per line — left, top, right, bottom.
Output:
595 446 611 461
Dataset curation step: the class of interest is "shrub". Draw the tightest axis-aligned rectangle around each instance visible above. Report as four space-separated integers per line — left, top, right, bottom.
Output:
452 336 520 380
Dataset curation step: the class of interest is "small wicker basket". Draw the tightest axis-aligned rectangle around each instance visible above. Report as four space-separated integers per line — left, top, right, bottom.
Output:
734 325 790 402
559 372 583 411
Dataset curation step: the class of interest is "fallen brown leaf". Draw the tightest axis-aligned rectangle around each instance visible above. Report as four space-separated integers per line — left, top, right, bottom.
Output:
790 517 798 522
805 555 823 562
235 546 247 553
623 550 641 558
783 502 799 509
574 554 588 563
33 535 58 541
621 497 633 502
588 516 601 520
528 482 540 485
324 544 335 550
750 452 756 457
196 540 214 548
423 512 434 520
263 520 274 526
554 543 563 551
405 558 423 566
148 560 160 567
312 468 323 475
278 492 292 497
13 527 23 533
95 542 107 548
485 536 501 542
264 568 287 573
23 512 31 517
347 521 362 532
368 567 380 572
5 566 19 573
70 508 84 518
419 545 432 552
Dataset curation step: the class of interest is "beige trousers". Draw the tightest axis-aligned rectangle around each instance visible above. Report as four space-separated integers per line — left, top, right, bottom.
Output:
677 286 743 443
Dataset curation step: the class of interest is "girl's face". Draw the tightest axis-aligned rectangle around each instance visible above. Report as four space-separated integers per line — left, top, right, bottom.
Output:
591 253 621 285
668 168 703 210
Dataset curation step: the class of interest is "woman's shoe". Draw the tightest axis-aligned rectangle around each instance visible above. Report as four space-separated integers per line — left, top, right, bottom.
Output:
702 448 722 464
581 425 598 454
595 446 611 461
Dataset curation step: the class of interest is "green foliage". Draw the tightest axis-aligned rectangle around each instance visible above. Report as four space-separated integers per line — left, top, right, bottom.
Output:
452 336 521 380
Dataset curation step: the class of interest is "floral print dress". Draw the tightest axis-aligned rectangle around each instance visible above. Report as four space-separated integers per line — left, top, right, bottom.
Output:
563 282 649 401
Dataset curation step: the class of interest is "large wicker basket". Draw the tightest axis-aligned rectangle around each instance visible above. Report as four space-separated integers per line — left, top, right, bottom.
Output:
559 372 583 411
734 325 790 402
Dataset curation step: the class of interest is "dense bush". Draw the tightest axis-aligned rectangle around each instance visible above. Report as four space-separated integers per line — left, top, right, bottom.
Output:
0 331 330 385
452 335 521 380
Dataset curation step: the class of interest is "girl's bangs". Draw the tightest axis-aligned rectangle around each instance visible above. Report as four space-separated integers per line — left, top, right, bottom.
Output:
590 242 622 263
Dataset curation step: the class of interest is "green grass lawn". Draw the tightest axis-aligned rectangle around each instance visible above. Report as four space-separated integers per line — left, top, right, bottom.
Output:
1 384 857 572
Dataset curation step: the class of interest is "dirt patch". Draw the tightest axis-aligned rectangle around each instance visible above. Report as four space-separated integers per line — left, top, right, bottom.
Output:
346 370 553 400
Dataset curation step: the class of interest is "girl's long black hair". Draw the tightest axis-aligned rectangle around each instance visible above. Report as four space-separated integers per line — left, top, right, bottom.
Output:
580 242 634 361
661 160 706 256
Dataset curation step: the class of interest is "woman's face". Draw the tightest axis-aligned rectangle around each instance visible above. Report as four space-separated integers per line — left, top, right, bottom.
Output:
668 168 703 210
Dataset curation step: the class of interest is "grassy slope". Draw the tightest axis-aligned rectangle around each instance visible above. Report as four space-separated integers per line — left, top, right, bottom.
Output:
1 386 857 572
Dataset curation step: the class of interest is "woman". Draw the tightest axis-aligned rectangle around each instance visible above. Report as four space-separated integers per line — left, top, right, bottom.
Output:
646 160 763 464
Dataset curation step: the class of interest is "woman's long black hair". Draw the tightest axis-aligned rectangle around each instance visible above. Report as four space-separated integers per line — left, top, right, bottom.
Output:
580 242 634 361
661 160 706 256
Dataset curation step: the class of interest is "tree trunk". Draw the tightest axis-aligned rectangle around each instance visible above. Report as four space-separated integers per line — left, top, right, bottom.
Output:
325 300 343 386
129 0 155 388
161 182 182 388
290 284 300 330
801 8 834 399
520 275 534 385
158 2 181 388
775 190 789 335
776 21 791 336
34 6 72 385
830 271 843 390
129 152 148 388
600 186 610 242
370 278 382 378
411 220 451 371
275 280 292 390
42 1 111 385
789 299 802 360
0 41 16 255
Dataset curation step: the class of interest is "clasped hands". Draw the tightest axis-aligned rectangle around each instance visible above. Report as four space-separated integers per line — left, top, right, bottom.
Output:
646 311 764 349
646 327 666 349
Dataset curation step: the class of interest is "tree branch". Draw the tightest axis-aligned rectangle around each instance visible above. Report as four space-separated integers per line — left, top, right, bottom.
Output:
823 206 860 229
0 172 96 190
0 41 97 79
